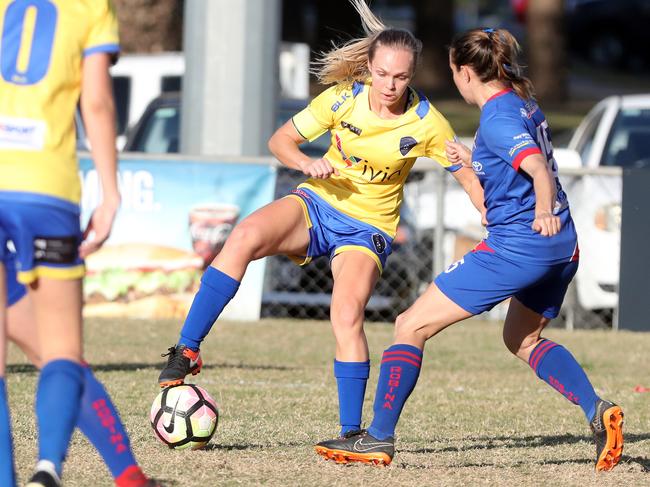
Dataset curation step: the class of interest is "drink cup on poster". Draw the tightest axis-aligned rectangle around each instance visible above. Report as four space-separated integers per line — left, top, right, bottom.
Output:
189 203 240 267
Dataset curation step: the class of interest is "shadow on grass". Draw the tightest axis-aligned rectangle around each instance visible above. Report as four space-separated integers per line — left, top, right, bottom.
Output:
202 441 304 451
406 432 650 454
400 433 650 471
5 361 296 374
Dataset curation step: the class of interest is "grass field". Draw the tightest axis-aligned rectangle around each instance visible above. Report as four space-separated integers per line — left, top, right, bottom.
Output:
6 317 650 486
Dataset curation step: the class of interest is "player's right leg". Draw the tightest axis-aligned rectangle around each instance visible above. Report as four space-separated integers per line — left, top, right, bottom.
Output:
158 196 310 387
316 282 473 465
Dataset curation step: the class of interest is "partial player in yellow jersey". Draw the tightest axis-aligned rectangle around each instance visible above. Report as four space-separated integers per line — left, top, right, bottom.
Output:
0 1 156 486
157 0 485 440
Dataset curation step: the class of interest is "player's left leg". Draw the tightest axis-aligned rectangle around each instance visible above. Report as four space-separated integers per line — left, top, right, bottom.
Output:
328 250 379 436
504 264 623 471
0 264 17 487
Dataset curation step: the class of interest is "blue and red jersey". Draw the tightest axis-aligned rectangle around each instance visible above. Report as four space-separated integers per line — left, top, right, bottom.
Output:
471 89 578 265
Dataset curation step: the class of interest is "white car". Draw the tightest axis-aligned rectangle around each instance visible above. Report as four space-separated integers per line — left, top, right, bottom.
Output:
556 94 650 313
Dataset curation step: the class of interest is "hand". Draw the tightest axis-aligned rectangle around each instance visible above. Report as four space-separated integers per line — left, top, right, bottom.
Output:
79 196 120 258
532 211 561 237
445 139 472 167
300 157 339 179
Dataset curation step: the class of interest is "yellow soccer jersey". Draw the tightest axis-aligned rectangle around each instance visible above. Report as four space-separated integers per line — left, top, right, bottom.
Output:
0 0 119 204
292 81 457 237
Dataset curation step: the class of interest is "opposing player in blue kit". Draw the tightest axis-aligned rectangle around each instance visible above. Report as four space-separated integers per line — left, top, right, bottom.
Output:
157 0 485 440
315 28 624 472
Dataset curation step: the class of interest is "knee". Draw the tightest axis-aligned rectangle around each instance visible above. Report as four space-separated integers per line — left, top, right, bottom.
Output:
225 221 264 256
394 310 423 341
503 330 539 360
331 300 365 333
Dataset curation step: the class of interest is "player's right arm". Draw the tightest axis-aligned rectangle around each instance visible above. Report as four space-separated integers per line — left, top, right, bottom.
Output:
268 120 339 179
268 85 346 179
79 52 120 257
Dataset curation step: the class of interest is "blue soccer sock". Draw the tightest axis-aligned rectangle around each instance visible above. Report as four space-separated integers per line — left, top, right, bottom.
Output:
77 365 142 482
334 360 370 435
368 344 422 440
178 266 240 351
36 359 84 476
529 338 599 421
0 377 16 487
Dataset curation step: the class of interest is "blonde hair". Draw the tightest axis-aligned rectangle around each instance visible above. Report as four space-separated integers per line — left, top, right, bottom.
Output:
450 28 535 100
312 0 422 86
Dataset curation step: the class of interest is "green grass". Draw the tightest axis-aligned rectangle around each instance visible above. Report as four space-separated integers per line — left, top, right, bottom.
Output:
6 318 650 486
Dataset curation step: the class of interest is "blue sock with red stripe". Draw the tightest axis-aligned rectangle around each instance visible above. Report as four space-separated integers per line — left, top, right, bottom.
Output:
0 378 16 487
179 266 240 351
36 359 84 476
368 344 422 440
334 360 370 435
529 339 599 421
77 365 147 485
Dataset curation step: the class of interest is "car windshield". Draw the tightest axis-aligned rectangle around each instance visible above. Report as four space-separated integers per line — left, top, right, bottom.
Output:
601 108 650 167
128 98 331 156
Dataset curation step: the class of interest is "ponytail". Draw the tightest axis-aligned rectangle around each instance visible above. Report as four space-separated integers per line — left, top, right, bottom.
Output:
450 28 535 100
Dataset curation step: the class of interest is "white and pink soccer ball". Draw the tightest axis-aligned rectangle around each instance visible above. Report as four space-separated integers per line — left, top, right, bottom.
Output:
150 384 218 450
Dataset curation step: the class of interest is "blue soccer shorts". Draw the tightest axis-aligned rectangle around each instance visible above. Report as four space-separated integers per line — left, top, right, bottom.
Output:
4 250 27 306
0 194 85 286
286 188 393 274
435 240 578 319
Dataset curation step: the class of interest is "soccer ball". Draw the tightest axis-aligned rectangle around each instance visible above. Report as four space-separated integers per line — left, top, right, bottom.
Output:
150 384 218 450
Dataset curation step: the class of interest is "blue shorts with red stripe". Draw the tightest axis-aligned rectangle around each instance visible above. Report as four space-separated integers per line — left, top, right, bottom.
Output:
286 188 393 273
434 240 578 318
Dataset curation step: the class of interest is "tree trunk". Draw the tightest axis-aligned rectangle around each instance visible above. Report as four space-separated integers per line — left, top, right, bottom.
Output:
414 0 454 97
527 0 568 103
113 0 183 53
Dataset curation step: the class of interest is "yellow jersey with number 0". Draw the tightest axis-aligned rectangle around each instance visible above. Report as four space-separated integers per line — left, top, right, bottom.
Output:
0 0 119 204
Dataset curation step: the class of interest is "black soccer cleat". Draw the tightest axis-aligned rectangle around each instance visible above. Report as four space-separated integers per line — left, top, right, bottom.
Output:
25 461 61 487
590 398 624 471
158 344 203 387
314 429 395 465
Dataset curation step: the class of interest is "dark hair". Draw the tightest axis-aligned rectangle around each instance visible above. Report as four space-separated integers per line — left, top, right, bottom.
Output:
449 28 535 100
312 0 422 85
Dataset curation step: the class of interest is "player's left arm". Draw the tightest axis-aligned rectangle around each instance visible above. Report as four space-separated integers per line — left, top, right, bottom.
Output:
519 154 561 237
481 113 560 237
79 52 120 257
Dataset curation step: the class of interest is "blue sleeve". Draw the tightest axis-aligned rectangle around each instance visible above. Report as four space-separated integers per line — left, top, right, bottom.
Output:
480 114 542 171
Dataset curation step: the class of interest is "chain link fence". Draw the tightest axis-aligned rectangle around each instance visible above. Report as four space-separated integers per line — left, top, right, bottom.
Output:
261 164 621 330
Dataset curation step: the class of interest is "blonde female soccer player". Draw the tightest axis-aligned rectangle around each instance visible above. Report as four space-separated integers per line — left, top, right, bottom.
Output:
157 0 484 439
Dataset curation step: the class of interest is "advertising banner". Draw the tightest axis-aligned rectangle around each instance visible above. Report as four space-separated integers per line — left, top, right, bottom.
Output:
79 156 277 321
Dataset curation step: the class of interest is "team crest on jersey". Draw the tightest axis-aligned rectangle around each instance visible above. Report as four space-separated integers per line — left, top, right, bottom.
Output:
399 136 418 156
371 233 386 254
341 120 362 135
